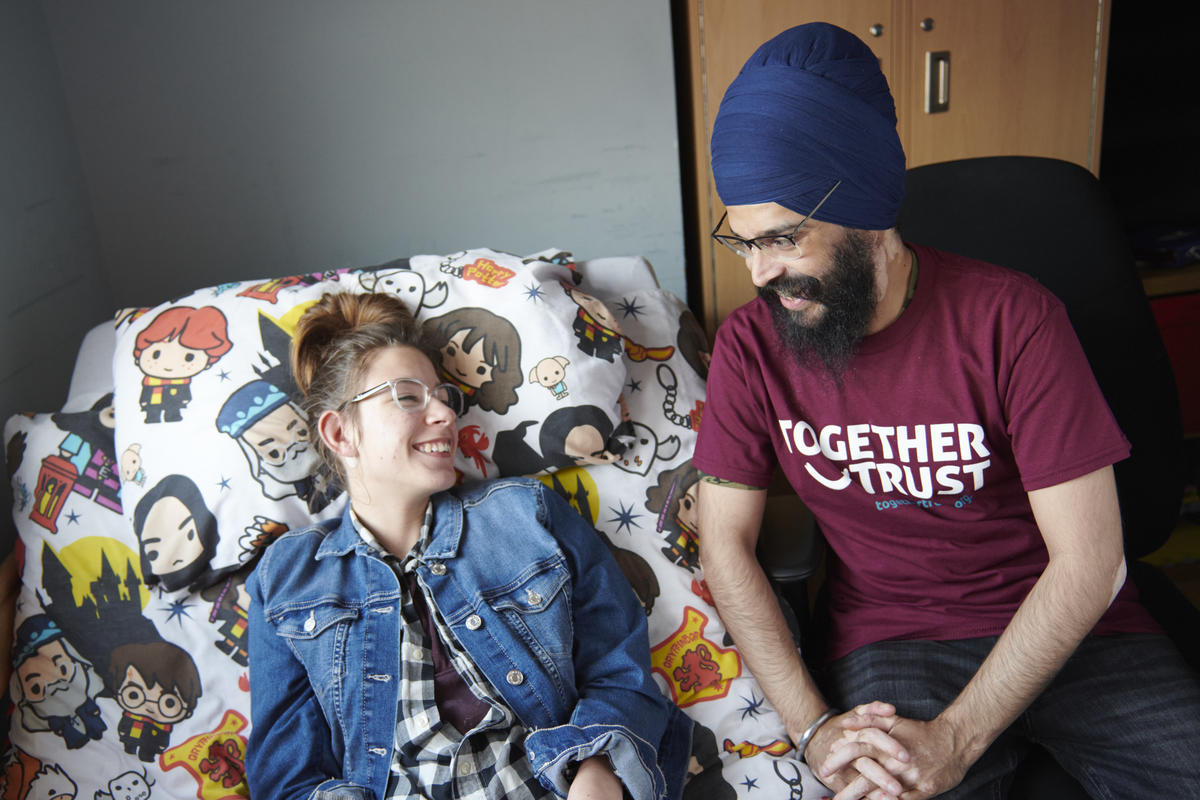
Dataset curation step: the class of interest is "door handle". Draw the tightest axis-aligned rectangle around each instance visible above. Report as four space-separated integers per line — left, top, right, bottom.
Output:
925 50 950 113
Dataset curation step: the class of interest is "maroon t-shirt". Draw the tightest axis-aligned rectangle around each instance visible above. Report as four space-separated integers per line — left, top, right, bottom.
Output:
694 244 1158 660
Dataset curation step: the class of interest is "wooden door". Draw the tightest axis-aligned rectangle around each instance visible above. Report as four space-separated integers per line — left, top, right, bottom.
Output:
683 0 897 335
900 0 1110 172
681 0 1109 332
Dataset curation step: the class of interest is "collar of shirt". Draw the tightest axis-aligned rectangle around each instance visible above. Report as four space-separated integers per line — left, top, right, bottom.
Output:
349 503 433 572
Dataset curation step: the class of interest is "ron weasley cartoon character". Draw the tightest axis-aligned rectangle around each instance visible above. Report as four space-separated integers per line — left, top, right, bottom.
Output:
10 615 106 749
645 460 702 571
108 641 201 763
216 379 330 511
133 306 232 423
529 355 570 400
425 307 522 413
133 475 220 592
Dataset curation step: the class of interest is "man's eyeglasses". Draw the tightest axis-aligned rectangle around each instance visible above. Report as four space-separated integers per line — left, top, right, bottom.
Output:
345 377 466 417
711 180 841 259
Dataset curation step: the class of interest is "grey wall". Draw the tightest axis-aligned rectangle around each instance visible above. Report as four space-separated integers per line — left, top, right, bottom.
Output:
41 0 687 308
1 0 111 549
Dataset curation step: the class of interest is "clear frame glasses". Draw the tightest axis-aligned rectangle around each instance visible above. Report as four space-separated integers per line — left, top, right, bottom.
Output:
711 179 842 259
345 377 466 417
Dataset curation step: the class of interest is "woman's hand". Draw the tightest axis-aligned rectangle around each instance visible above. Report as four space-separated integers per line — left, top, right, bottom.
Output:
566 756 623 800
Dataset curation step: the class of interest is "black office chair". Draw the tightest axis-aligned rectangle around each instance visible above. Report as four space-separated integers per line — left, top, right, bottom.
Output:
897 155 1199 798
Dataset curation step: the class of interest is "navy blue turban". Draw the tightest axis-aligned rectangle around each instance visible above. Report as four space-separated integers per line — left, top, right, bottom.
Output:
711 22 906 230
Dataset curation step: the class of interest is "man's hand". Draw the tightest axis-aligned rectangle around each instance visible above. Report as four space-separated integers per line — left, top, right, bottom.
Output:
566 756 623 800
823 715 974 800
804 702 911 800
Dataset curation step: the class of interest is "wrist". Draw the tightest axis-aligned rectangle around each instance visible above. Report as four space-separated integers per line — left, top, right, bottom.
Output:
935 708 992 763
793 707 840 763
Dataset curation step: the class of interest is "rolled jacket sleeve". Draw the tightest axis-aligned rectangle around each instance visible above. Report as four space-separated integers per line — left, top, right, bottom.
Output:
525 486 691 800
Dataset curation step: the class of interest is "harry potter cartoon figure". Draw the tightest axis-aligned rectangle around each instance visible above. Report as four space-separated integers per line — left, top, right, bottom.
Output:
133 306 232 424
562 284 675 364
529 356 570 400
201 573 251 666
426 307 522 413
51 393 122 513
10 616 106 749
108 641 201 763
133 475 221 592
646 461 703 571
216 379 330 511
563 285 625 362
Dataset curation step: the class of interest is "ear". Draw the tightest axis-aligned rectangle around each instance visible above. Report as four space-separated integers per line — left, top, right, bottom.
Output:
318 409 358 459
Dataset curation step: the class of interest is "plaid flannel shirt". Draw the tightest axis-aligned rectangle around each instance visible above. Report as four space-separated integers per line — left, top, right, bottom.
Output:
352 507 552 800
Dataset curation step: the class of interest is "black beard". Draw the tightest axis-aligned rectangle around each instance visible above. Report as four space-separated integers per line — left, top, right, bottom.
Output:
758 229 879 379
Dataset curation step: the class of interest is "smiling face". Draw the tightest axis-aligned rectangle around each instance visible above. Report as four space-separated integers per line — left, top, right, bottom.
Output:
141 495 206 576
440 329 494 389
345 345 459 505
727 202 883 375
137 338 211 379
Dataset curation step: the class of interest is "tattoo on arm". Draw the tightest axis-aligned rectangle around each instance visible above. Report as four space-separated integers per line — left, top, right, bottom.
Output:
698 471 763 491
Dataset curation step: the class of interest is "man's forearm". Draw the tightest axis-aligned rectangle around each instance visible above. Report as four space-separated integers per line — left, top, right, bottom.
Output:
701 528 829 739
938 550 1124 759
937 467 1127 762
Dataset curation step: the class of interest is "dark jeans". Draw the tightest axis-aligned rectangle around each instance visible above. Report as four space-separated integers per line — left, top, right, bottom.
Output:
824 634 1200 799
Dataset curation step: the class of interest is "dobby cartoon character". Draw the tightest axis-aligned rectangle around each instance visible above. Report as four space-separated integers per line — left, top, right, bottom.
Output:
120 444 146 487
529 356 570 400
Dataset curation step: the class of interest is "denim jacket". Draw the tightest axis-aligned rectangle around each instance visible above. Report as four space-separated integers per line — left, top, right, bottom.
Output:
247 478 692 800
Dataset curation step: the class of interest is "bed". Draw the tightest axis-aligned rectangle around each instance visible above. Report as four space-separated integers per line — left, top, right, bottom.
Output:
2 247 828 799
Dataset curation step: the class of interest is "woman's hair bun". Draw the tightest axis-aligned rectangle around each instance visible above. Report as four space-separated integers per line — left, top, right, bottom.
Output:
290 292 420 398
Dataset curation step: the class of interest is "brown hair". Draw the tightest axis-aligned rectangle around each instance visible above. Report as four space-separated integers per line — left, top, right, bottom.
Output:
291 292 437 484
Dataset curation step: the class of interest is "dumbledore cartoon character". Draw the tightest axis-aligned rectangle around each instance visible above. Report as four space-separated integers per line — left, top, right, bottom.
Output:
10 616 106 749
216 379 329 511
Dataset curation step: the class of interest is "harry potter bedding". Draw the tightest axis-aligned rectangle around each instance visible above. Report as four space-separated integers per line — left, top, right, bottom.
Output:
3 249 828 799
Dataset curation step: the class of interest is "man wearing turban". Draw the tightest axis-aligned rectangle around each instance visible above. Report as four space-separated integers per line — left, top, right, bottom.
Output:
693 22 1200 800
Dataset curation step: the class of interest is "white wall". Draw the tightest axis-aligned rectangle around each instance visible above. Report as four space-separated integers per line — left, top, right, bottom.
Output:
41 0 687 307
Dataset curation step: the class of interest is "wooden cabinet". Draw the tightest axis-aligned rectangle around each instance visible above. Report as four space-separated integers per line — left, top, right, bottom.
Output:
680 0 1112 333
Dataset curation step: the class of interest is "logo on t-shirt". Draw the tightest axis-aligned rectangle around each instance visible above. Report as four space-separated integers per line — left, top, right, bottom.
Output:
777 419 992 500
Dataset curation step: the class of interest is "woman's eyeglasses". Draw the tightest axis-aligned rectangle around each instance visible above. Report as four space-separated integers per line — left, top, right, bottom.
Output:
345 378 466 417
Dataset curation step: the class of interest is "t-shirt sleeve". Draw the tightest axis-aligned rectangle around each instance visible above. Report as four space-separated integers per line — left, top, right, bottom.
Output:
693 314 776 488
1002 294 1130 492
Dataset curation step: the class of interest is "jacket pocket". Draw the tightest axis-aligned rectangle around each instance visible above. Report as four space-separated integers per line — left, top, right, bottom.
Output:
484 562 573 665
269 601 361 695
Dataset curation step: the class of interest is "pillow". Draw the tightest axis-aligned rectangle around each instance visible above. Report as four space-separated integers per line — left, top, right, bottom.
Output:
5 399 255 800
106 249 636 596
529 287 828 799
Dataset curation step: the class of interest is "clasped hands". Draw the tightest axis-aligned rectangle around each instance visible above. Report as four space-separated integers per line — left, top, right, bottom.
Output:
804 702 972 800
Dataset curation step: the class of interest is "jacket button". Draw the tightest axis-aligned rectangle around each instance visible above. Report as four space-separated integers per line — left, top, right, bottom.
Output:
429 562 447 576
303 612 316 632
465 614 483 630
526 589 543 606
506 670 525 686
